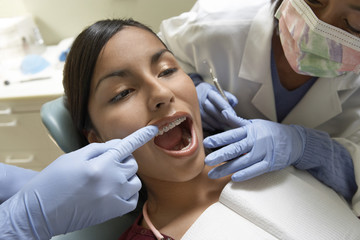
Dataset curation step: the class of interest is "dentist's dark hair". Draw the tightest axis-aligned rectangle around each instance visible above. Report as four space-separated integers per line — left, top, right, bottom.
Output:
63 18 167 145
272 0 283 13
271 0 283 31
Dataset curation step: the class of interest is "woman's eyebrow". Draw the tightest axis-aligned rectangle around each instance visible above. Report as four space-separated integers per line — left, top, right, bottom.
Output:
350 4 360 11
95 69 126 91
151 49 174 65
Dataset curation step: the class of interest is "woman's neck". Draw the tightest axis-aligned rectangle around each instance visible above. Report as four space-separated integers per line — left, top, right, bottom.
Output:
141 165 230 238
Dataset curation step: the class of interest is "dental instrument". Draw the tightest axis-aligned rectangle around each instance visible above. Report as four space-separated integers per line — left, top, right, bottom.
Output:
204 61 229 103
3 76 50 86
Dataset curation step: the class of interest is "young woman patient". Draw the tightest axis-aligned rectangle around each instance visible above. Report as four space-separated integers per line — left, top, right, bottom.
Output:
62 19 360 239
63 19 230 239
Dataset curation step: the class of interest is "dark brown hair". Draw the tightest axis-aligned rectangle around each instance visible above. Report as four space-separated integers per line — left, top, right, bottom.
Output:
63 19 166 145
271 0 283 31
272 0 283 13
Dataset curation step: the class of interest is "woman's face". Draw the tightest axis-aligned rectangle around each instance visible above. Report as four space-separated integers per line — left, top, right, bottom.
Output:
87 26 204 182
304 0 360 37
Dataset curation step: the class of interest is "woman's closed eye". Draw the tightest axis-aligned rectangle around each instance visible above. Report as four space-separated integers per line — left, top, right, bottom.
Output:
158 68 178 78
305 0 322 6
344 19 360 37
110 89 134 103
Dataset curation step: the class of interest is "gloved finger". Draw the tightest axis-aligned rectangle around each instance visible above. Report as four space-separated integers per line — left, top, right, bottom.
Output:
111 125 158 157
205 139 252 166
203 127 247 148
127 174 142 194
82 125 158 159
107 191 140 221
88 152 141 199
117 172 142 200
219 110 247 129
200 109 217 131
207 151 265 179
208 90 235 113
203 98 222 118
117 155 139 181
222 110 250 128
93 148 139 183
203 98 238 130
208 164 232 179
70 141 121 161
224 90 238 107
207 156 254 179
201 104 223 130
119 192 140 213
201 120 216 132
231 161 269 182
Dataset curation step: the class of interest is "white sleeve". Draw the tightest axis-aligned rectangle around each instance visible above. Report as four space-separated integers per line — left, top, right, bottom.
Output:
334 138 360 216
158 10 199 73
159 0 268 75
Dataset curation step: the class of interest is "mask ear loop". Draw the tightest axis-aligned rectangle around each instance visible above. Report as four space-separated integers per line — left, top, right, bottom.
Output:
143 201 165 240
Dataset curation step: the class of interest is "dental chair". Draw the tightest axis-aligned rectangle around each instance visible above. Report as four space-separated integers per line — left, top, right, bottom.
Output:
41 96 139 240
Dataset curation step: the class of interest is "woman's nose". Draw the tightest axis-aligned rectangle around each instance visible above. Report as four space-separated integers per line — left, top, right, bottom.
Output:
147 79 175 111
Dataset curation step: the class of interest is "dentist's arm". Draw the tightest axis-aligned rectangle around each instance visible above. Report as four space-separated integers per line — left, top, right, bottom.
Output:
204 113 357 203
0 125 158 240
195 81 357 202
0 163 38 204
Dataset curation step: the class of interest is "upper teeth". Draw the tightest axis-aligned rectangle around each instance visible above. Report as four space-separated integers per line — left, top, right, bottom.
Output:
156 117 186 136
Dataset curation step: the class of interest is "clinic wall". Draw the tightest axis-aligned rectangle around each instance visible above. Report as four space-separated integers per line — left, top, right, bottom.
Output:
0 0 196 45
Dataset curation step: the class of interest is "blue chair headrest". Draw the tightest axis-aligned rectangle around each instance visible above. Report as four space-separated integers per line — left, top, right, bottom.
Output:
40 96 84 153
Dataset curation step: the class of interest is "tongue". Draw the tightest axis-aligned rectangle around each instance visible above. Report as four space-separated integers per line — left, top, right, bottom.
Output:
154 125 182 150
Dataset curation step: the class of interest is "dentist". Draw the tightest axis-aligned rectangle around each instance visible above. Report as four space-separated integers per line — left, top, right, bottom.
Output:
160 0 360 215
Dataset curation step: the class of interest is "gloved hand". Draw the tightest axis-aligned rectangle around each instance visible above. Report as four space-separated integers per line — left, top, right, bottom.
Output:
0 125 158 240
203 113 306 182
196 82 242 132
0 163 38 203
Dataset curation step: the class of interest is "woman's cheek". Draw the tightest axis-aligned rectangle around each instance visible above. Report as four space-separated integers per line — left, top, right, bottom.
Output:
105 123 140 140
132 147 155 176
103 108 143 139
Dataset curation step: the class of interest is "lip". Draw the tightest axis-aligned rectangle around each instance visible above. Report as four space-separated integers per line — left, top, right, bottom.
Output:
151 112 199 157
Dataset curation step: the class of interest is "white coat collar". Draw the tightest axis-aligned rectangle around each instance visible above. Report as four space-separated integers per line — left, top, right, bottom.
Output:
282 77 341 127
282 74 360 127
238 4 360 128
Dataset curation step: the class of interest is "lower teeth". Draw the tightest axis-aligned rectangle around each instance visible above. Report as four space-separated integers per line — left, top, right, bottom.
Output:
181 136 192 150
173 130 192 151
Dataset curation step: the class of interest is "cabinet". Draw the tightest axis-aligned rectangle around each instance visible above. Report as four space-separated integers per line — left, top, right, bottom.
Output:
0 73 64 171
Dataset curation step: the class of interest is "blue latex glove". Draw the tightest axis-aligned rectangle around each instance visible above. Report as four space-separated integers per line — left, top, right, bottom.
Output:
196 82 241 132
204 113 306 182
0 125 157 240
0 163 38 204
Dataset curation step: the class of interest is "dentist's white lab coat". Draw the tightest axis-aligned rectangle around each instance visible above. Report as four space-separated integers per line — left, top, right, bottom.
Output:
159 0 360 215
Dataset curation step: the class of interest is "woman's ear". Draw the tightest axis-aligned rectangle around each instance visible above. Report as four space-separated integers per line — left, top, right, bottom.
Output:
84 129 102 143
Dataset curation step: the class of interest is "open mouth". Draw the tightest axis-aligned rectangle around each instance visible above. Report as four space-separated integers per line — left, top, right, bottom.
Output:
154 116 193 152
